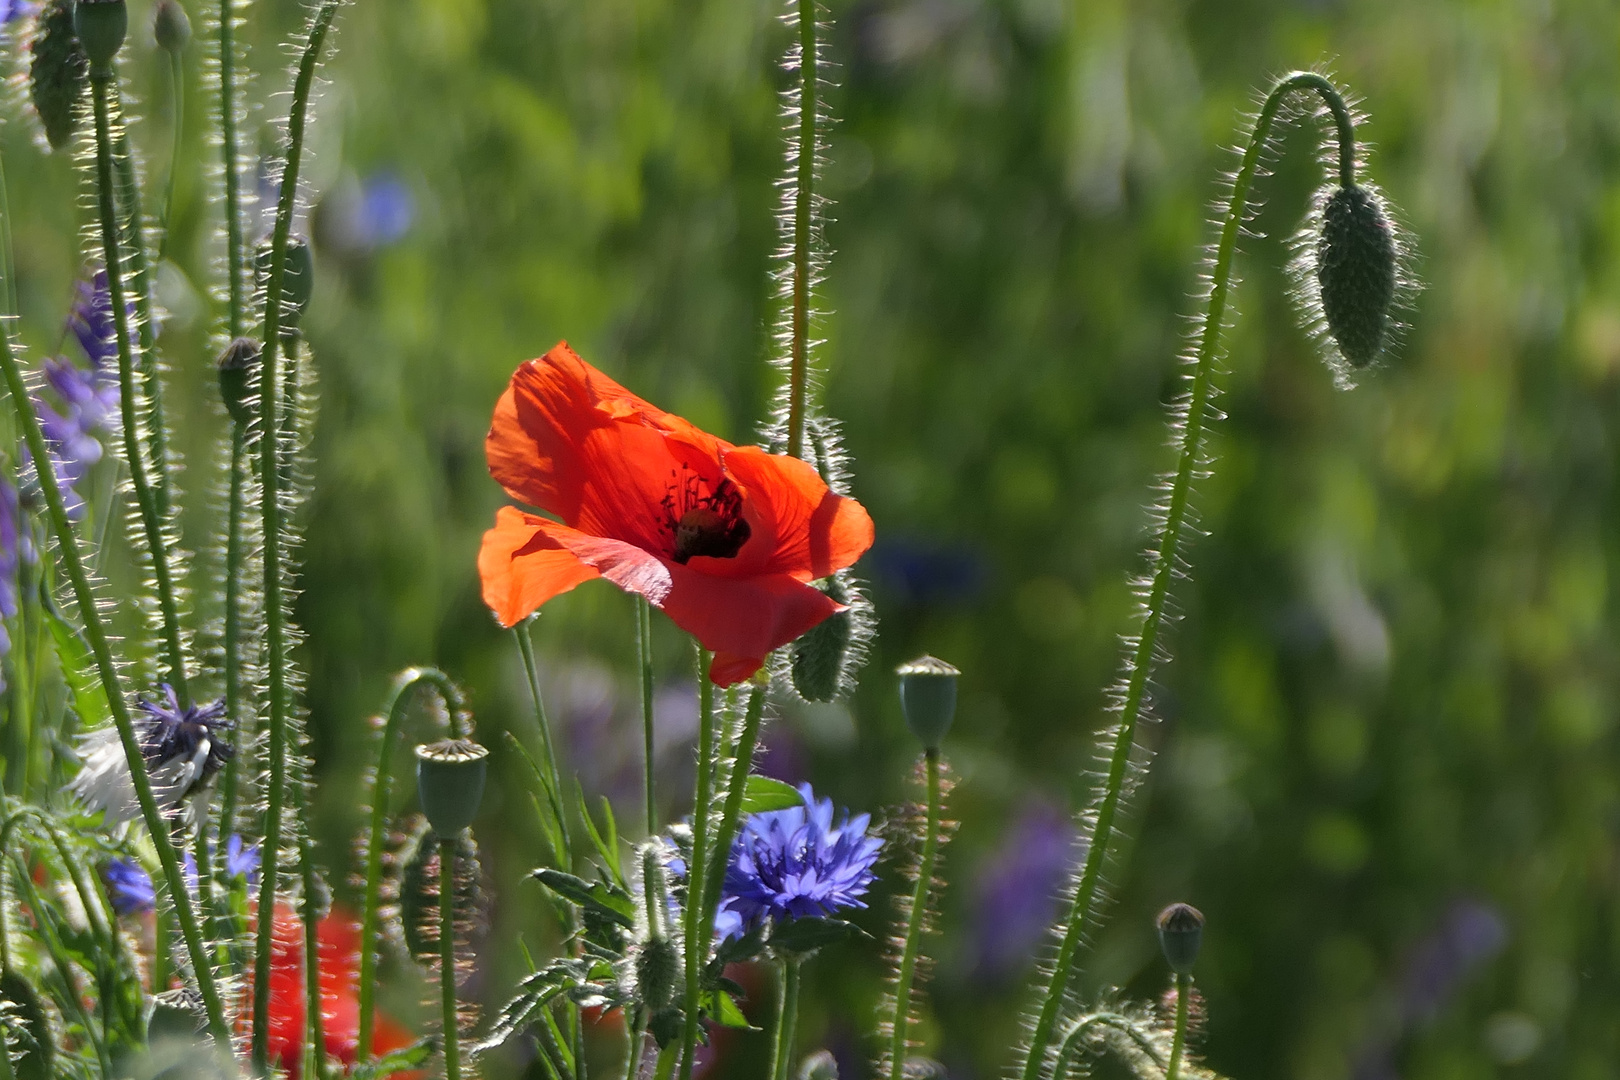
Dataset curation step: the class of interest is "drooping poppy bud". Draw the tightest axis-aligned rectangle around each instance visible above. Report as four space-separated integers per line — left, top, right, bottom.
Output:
635 936 680 1011
1314 183 1398 369
897 655 959 749
153 0 191 54
415 738 488 837
792 575 851 702
73 0 127 70
1156 902 1204 975
216 336 260 426
27 0 88 152
256 232 315 331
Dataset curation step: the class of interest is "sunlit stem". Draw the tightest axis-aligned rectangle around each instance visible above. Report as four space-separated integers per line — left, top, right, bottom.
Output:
888 748 942 1080
1166 974 1191 1080
296 779 328 1080
769 958 803 1080
652 1043 678 1080
677 646 717 1080
251 2 345 1066
1016 71 1357 1080
440 837 463 1080
785 0 818 460
638 596 656 834
217 426 247 859
358 667 465 1061
698 683 765 932
217 0 246 336
0 167 230 1051
159 48 185 259
89 74 190 703
516 621 571 857
1051 1013 1167 1078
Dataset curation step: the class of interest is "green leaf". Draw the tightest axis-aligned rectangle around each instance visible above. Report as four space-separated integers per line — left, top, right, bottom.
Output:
473 962 583 1053
767 916 867 955
347 1038 438 1079
576 783 626 889
703 988 756 1030
40 588 109 730
711 923 765 968
533 868 635 927
741 776 802 814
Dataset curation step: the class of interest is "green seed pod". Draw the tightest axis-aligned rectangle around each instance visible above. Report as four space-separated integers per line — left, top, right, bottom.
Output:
146 987 207 1042
635 936 680 1011
415 738 489 837
256 232 316 331
0 967 54 1080
216 336 260 427
897 655 960 749
73 0 127 70
1156 902 1204 975
799 1051 839 1080
27 0 89 152
792 576 851 702
1316 183 1397 369
153 0 191 54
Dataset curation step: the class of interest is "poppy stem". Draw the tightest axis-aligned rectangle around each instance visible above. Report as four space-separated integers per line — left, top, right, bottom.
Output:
886 748 943 1080
159 47 184 261
88 72 190 704
1165 973 1191 1080
638 596 657 835
251 2 345 1068
216 0 247 339
516 622 572 856
441 836 463 1080
1016 71 1358 1080
768 957 803 1080
296 777 329 1080
785 0 819 461
677 646 717 1080
217 426 247 872
698 682 766 938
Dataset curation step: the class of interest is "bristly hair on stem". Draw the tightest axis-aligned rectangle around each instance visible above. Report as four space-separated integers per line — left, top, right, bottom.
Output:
1013 71 1408 1080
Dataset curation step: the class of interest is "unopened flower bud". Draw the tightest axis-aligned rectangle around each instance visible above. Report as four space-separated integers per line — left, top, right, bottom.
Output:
217 336 260 426
897 655 959 749
799 1051 839 1080
1315 183 1397 369
635 936 680 1011
153 0 191 54
73 0 127 70
792 576 852 702
415 738 489 837
256 232 316 330
1156 902 1204 975
28 0 89 152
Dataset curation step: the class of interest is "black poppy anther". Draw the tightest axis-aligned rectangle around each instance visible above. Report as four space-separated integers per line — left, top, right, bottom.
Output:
663 469 750 563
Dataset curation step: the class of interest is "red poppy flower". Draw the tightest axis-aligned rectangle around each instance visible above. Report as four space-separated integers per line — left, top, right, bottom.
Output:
479 343 874 686
259 904 418 1077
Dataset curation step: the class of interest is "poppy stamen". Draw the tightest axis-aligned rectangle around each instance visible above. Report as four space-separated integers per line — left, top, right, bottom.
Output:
663 467 750 564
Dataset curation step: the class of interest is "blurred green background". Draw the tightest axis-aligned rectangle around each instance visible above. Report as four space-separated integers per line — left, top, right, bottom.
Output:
9 0 1620 1075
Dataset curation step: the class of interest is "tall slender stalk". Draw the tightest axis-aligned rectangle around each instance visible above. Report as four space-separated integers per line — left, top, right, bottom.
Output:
886 748 942 1080
697 683 765 934
296 778 328 1080
0 178 231 1054
250 2 345 1065
357 666 464 1061
440 837 463 1080
676 648 716 1080
1015 72 1358 1080
217 426 247 848
516 622 571 857
1165 974 1190 1080
768 959 802 1080
637 596 656 835
784 0 818 461
159 48 185 259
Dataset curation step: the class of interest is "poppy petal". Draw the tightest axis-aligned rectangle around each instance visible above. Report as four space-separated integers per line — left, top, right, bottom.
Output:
714 446 873 580
478 506 601 627
659 564 844 686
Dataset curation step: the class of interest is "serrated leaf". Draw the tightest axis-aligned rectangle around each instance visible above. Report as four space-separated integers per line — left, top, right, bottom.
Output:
767 916 867 955
533 868 634 927
576 784 625 889
741 776 802 814
473 962 582 1053
347 1037 438 1079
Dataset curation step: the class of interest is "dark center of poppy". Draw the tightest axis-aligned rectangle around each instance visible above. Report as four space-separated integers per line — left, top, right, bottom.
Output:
663 470 751 564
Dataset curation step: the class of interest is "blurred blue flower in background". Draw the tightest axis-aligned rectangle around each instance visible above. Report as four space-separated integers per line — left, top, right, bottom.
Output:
103 836 260 916
316 171 416 259
717 783 883 939
867 535 987 609
968 799 1077 984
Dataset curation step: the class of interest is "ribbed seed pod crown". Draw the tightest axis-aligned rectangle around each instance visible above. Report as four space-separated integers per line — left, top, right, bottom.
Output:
27 0 88 152
415 739 489 837
1315 183 1398 369
1156 902 1204 975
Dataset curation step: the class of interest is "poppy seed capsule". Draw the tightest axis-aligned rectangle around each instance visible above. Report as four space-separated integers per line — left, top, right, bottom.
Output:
897 655 960 749
256 233 315 330
216 336 260 427
153 0 191 54
415 739 489 837
73 0 127 70
1316 184 1398 369
28 0 89 152
1156 902 1204 975
792 575 851 702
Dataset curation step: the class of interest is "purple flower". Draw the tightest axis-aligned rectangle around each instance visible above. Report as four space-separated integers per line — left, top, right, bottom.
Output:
104 857 156 915
718 784 883 938
223 833 260 881
29 274 123 519
69 686 233 824
968 801 1078 984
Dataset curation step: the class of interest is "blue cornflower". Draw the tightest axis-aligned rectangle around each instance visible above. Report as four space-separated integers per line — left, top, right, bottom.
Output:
718 784 882 938
102 835 258 916
69 686 233 824
223 833 260 882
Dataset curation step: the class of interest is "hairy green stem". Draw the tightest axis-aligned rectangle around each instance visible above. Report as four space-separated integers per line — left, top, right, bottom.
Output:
652 1043 678 1080
251 3 345 1065
1016 72 1357 1080
887 748 942 1080
357 666 465 1061
90 74 190 703
297 780 329 1080
638 596 656 835
217 0 246 336
516 622 571 857
677 647 717 1080
1166 974 1190 1080
785 0 818 460
160 48 185 259
440 838 463 1080
218 427 247 853
1050 1013 1166 1079
769 958 802 1080
698 683 765 933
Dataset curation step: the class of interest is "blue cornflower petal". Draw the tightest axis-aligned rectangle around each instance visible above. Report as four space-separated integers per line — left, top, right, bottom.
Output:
104 858 156 915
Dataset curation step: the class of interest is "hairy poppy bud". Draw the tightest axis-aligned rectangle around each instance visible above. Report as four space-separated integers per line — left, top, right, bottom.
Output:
1156 902 1204 975
792 576 852 702
415 738 488 837
153 0 191 53
799 1051 839 1080
28 0 88 151
256 232 315 330
1315 183 1397 369
73 0 127 70
216 336 260 426
897 655 959 749
635 936 680 1011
